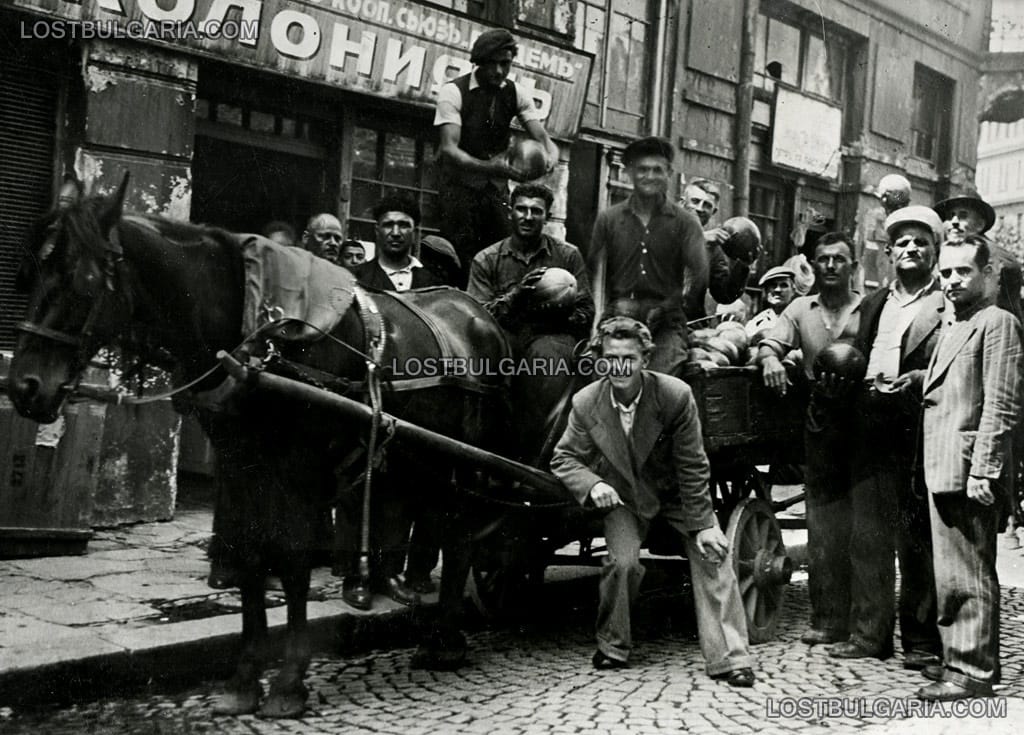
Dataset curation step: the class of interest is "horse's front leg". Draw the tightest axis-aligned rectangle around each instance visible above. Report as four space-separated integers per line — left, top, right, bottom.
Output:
411 473 477 670
259 561 311 718
212 569 266 715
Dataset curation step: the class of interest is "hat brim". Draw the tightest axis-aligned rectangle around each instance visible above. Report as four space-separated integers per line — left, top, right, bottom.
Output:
933 196 996 234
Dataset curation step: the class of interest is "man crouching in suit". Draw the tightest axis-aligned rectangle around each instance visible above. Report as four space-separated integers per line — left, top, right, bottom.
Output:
915 234 1023 700
550 317 755 686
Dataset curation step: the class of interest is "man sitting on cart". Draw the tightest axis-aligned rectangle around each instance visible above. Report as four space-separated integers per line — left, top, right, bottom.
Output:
550 317 755 686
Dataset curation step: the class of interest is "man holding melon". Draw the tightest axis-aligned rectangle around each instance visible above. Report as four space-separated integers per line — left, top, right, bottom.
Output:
434 28 559 286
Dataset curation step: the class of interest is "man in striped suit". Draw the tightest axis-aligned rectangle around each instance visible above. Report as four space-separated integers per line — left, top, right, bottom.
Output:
917 235 1023 700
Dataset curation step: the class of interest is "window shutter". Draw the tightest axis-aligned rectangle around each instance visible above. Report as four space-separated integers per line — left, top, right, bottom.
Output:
870 45 912 142
687 1 742 83
0 38 61 351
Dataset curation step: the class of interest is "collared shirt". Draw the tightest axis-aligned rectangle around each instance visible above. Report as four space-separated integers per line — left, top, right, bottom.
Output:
610 385 643 438
589 194 708 318
382 256 424 292
760 292 863 378
433 73 540 127
865 279 935 380
746 308 779 340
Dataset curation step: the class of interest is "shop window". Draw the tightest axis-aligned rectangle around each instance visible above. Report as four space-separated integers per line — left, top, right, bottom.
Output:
575 0 652 136
199 96 324 144
348 126 441 239
910 64 952 166
753 13 847 103
748 179 790 268
519 0 574 36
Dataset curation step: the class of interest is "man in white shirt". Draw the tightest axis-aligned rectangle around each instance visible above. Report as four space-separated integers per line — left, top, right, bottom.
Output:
835 205 946 666
351 195 444 293
434 27 558 285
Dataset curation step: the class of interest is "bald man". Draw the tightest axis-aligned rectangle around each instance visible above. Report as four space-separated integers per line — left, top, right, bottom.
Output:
302 213 345 262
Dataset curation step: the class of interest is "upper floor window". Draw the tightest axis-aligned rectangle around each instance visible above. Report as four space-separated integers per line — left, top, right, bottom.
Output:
910 64 952 166
754 14 847 103
575 0 652 136
519 0 574 35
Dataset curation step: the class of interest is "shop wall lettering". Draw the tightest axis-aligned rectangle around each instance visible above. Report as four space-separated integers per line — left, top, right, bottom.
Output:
16 0 591 137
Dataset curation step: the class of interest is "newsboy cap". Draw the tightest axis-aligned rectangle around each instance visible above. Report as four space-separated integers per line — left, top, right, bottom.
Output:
884 205 945 245
470 29 517 63
623 137 675 166
758 265 797 287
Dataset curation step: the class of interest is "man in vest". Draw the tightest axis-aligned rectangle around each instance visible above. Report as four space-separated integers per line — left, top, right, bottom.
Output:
434 28 559 285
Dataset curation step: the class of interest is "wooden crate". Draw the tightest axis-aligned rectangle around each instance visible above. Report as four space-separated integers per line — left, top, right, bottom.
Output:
685 366 805 456
0 394 106 557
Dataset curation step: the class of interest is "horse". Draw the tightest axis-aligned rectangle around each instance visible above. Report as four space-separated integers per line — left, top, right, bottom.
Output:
8 176 511 717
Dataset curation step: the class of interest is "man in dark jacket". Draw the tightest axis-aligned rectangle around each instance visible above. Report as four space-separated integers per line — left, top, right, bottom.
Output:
434 28 559 284
352 195 444 292
833 205 945 667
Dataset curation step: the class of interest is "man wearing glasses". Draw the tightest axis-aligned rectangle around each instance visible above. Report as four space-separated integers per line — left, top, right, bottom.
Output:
757 232 862 648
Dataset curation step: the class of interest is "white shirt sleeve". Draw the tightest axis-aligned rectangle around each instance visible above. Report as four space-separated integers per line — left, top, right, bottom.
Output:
433 82 463 127
515 84 542 124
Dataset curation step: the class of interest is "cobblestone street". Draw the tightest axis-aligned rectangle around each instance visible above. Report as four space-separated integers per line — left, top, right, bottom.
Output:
3 575 1022 735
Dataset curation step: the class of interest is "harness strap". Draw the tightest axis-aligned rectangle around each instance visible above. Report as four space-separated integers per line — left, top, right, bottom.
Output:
15 321 82 347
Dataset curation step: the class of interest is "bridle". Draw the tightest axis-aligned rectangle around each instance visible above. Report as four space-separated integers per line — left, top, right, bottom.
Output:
15 223 125 385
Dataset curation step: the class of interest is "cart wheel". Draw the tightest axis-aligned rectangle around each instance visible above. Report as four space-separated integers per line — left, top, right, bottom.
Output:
467 548 540 621
725 498 792 643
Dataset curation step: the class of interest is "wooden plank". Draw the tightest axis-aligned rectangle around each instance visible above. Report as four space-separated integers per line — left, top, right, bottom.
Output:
870 45 913 142
686 0 742 83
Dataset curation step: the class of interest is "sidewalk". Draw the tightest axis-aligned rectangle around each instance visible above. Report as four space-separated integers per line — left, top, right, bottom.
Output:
3 484 1023 711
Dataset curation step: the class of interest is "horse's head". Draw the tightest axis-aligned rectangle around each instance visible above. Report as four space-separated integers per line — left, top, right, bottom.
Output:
9 175 131 423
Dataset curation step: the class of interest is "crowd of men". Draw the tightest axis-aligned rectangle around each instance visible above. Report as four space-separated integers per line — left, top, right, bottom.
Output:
237 27 1022 701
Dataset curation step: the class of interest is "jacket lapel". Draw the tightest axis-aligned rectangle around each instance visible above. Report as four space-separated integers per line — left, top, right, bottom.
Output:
924 322 976 392
630 374 665 467
590 382 636 482
902 288 944 359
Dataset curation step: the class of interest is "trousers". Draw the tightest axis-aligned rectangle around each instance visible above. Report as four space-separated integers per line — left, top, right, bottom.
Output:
597 506 752 675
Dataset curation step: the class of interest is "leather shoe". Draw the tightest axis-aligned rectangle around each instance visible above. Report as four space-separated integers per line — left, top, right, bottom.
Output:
592 650 628 670
828 641 890 660
922 664 945 682
916 680 990 701
801 628 847 645
342 583 372 611
903 650 943 670
380 576 420 606
713 668 756 687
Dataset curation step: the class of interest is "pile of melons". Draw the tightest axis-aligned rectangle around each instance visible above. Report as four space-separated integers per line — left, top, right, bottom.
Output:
688 321 752 368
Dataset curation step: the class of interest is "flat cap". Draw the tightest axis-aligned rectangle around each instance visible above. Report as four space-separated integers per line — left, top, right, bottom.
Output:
470 29 517 63
884 205 945 245
758 265 796 287
623 136 674 166
933 195 996 234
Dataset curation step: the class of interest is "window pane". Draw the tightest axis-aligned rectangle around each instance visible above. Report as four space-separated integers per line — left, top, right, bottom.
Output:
606 12 630 108
804 35 831 98
383 133 417 187
766 18 800 86
618 0 649 22
421 141 439 191
754 14 767 83
352 127 379 180
351 180 380 220
519 0 573 34
421 193 439 230
626 17 649 113
577 4 606 107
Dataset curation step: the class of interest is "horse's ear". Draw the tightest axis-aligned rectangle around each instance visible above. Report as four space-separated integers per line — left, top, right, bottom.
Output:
99 172 130 235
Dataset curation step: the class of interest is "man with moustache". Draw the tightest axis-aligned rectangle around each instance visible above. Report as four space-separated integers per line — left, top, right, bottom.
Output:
434 28 559 283
300 213 344 261
914 235 1022 700
589 137 708 376
551 317 754 685
829 206 944 667
757 232 863 646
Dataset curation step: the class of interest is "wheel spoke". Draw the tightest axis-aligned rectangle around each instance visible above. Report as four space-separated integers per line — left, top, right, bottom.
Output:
739 573 755 595
757 516 771 548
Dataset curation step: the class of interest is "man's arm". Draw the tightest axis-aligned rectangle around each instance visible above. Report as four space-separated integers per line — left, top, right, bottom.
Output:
708 244 751 305
971 310 1024 481
550 397 612 506
670 387 715 532
438 123 521 180
679 214 710 320
522 119 559 173
757 300 802 394
466 250 520 328
564 246 596 338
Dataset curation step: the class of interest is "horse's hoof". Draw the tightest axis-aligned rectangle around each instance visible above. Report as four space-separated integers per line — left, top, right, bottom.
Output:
410 643 467 671
211 687 261 716
258 685 309 719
